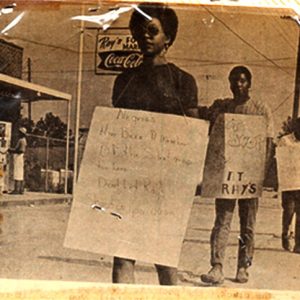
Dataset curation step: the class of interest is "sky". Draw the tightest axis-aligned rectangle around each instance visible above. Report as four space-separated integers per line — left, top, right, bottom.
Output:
0 3 298 134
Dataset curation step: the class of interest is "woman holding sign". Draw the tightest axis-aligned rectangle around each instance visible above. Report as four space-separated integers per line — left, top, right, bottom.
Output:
112 3 198 285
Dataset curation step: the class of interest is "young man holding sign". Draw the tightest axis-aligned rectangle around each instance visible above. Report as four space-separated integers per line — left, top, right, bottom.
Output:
112 3 198 285
200 66 274 284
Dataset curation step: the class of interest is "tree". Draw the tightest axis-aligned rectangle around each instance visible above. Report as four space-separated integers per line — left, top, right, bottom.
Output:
19 116 35 134
33 112 67 140
20 112 68 146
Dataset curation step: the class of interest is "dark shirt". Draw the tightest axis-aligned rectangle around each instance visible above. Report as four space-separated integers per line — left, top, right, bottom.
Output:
112 63 198 115
9 137 26 154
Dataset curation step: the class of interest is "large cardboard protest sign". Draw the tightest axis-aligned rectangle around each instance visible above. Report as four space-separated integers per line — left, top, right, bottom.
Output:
277 143 300 191
201 113 267 199
64 107 209 267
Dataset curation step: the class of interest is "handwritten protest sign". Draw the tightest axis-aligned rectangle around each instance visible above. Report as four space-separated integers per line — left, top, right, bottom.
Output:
201 113 267 199
277 143 300 191
64 107 209 267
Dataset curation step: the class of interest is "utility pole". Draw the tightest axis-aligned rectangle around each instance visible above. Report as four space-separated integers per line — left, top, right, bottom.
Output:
293 31 300 120
281 14 300 120
27 57 32 121
73 4 85 191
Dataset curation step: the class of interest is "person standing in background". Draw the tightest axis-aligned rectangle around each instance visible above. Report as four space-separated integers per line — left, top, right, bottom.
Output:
277 117 300 253
8 127 27 194
0 159 4 194
200 66 274 285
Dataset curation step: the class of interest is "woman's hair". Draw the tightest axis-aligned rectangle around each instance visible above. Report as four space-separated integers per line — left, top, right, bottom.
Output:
129 2 178 47
228 65 252 86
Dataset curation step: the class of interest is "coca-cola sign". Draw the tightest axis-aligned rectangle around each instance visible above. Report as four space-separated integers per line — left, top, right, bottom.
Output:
95 33 143 74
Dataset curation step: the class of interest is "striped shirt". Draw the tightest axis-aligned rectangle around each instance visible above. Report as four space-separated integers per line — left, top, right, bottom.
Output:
207 97 274 138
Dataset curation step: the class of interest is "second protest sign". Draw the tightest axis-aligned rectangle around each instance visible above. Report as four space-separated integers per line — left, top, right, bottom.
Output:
201 113 267 199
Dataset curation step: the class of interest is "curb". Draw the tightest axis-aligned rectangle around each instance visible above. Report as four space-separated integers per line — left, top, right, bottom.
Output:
0 196 73 207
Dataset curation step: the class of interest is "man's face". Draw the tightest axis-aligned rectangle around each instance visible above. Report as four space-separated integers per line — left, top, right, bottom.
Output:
133 18 170 57
230 72 250 99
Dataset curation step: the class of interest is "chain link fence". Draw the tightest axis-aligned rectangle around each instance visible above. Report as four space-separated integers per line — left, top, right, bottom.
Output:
24 133 74 193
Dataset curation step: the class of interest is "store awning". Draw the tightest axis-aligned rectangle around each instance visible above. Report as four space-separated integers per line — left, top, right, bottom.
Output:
0 73 71 102
0 72 72 194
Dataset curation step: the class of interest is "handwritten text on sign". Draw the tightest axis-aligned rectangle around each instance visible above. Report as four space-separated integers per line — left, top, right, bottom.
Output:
64 107 209 267
277 143 300 191
201 113 267 199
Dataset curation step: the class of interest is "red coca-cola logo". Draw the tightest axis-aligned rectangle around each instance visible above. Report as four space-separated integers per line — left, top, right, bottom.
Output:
98 51 143 71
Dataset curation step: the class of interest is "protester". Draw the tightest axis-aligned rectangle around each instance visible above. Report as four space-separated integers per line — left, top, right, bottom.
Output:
8 127 27 194
0 159 4 194
277 117 300 253
200 66 274 284
112 2 198 285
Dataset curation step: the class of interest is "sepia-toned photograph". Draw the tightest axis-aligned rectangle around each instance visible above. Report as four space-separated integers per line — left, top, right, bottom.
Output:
0 0 299 298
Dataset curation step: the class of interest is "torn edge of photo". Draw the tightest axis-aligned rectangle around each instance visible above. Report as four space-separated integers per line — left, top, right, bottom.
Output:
0 0 300 299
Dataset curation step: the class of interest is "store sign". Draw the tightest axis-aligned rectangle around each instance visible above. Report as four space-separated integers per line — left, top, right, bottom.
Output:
95 34 142 74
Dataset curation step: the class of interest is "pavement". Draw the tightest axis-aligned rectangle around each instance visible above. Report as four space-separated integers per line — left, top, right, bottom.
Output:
0 189 278 208
1 189 299 300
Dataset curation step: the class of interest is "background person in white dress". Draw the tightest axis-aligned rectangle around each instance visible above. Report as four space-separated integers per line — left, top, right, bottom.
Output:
8 127 27 194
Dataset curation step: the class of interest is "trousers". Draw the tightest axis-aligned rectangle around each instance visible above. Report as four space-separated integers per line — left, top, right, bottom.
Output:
210 198 258 268
282 191 300 249
113 257 177 285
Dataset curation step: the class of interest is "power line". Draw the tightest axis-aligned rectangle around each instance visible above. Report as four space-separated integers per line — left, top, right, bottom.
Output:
22 55 296 74
263 5 298 51
204 7 294 78
272 90 294 113
168 55 295 63
169 57 295 70
270 15 297 52
4 33 79 55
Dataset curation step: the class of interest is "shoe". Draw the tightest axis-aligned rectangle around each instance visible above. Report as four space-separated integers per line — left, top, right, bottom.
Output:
9 190 19 195
19 181 24 194
282 235 292 252
235 267 249 283
200 264 224 284
293 246 300 254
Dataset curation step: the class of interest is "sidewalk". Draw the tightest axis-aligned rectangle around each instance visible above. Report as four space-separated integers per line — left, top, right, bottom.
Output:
0 189 278 208
0 188 298 296
0 191 72 207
